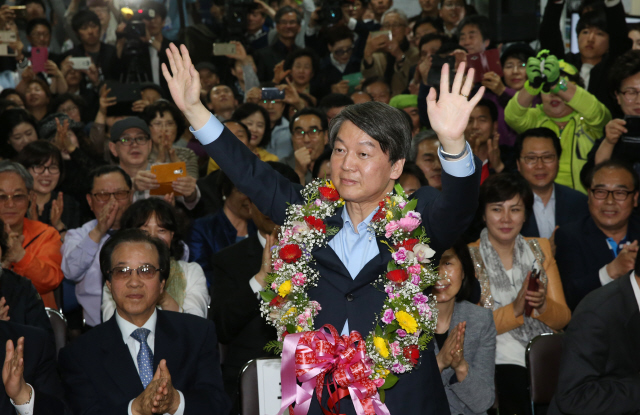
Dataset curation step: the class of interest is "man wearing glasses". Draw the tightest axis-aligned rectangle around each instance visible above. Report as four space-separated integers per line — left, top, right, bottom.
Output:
518 127 588 240
59 229 229 414
315 26 360 97
283 108 328 185
555 160 640 310
62 165 133 330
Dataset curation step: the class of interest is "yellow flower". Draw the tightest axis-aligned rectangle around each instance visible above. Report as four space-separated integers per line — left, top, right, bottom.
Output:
278 280 292 297
373 337 389 358
296 325 303 332
283 307 297 318
375 368 390 379
385 210 394 220
395 310 418 333
326 180 335 189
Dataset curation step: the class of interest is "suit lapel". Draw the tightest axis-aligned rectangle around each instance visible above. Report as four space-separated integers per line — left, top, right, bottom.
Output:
101 317 144 397
620 275 640 372
153 311 179 372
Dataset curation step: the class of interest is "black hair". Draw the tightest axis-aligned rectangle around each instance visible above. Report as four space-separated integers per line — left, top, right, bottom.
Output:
120 198 184 260
400 161 428 186
267 161 302 185
437 41 463 55
609 50 640 95
87 165 132 195
49 93 87 121
290 107 329 133
72 10 101 33
413 16 443 36
457 14 491 42
514 127 562 160
223 119 251 141
419 33 445 50
26 17 51 37
141 100 186 143
232 103 272 148
0 109 38 160
362 76 390 95
629 23 640 33
441 238 476 302
312 147 332 179
15 140 65 184
326 25 354 46
0 99 18 114
21 0 45 8
329 101 411 164
0 89 24 103
587 160 640 192
142 0 168 20
318 94 354 114
474 98 498 124
479 172 534 218
499 42 535 68
283 48 320 78
576 9 608 36
275 6 301 24
100 229 170 283
217 170 236 200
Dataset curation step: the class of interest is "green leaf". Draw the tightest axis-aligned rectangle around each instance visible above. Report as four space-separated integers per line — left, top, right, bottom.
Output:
260 290 276 303
326 226 339 236
412 227 424 238
384 323 398 335
264 340 283 354
375 324 383 337
393 183 405 197
401 198 418 215
380 373 399 390
286 324 297 334
386 261 398 272
379 389 385 403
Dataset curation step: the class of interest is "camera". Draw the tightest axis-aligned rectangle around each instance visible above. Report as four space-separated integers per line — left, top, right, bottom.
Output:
316 0 343 26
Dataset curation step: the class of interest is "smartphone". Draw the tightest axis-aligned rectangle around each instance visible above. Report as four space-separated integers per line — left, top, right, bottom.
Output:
370 30 392 41
0 31 17 43
212 43 236 56
9 6 26 20
30 47 48 73
427 55 456 87
69 57 92 70
524 267 541 317
261 87 285 100
150 161 187 196
622 115 640 144
467 49 503 84
0 44 16 57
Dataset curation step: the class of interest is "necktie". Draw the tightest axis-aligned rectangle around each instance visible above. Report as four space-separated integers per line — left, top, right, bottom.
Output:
131 328 154 388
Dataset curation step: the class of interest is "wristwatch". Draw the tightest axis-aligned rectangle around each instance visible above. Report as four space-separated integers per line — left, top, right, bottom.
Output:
440 146 467 160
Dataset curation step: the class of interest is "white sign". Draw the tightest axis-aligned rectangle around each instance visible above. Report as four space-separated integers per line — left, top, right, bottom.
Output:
256 359 283 415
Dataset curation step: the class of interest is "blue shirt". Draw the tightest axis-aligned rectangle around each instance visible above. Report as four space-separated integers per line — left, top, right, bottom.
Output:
191 113 475 333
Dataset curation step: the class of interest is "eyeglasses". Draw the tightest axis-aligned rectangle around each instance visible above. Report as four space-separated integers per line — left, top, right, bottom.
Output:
150 120 177 129
0 194 29 205
293 128 324 140
59 104 79 114
30 31 50 39
520 154 557 165
116 135 150 146
262 100 282 105
590 188 635 201
333 46 354 57
92 190 130 202
109 264 162 280
31 164 60 174
619 88 640 103
504 62 526 71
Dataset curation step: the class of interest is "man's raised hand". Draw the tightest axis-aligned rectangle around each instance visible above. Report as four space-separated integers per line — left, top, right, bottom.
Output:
426 62 484 154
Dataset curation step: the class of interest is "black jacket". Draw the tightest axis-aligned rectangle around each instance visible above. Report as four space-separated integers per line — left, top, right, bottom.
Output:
521 183 589 238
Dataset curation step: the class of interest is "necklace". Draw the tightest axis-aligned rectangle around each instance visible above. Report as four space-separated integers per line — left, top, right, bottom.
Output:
261 179 440 414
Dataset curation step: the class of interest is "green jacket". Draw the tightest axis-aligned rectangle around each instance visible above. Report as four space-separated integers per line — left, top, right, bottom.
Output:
504 87 611 194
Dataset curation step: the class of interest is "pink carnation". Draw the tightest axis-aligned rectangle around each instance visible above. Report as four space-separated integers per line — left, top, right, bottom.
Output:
392 363 406 374
398 201 407 209
411 274 421 285
385 221 400 238
397 217 420 233
273 259 284 271
373 378 385 388
407 264 421 275
406 211 421 220
396 329 407 338
314 199 322 206
392 248 408 264
271 282 277 290
291 273 306 286
384 285 394 294
413 293 428 305
390 341 401 357
382 308 395 324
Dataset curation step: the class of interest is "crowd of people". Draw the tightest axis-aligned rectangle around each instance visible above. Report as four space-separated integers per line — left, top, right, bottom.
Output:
0 0 639 414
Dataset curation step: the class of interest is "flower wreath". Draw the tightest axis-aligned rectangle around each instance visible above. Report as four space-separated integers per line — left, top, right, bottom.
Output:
260 179 439 415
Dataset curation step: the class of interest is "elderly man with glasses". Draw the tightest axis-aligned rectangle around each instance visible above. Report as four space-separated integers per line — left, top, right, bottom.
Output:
555 159 640 311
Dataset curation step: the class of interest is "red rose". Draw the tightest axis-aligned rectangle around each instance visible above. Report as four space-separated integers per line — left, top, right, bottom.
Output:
386 269 408 283
403 345 420 365
304 215 326 233
319 186 340 201
394 238 419 252
372 208 386 222
270 296 286 307
280 244 303 263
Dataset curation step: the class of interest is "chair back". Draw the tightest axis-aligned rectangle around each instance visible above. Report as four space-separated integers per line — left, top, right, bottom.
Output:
239 357 282 415
45 307 68 358
239 359 259 415
526 332 564 413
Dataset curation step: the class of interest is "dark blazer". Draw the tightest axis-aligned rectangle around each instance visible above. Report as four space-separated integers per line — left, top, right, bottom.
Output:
548 273 640 415
0 321 64 415
314 55 361 101
555 215 640 311
254 39 299 83
210 234 277 411
0 269 52 336
521 183 589 238
202 126 483 415
58 310 229 415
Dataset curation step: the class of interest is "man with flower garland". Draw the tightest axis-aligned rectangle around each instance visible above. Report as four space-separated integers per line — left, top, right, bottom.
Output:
162 43 483 415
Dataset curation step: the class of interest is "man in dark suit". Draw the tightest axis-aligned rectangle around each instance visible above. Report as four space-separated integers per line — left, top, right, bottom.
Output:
1 321 64 415
211 162 299 411
165 44 483 415
548 269 640 414
555 160 640 311
58 229 229 415
517 127 589 238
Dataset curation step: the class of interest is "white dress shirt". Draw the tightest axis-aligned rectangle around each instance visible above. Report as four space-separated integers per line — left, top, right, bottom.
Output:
532 188 556 239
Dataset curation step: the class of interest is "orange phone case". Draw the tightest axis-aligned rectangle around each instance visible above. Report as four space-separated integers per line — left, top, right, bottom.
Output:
149 162 187 196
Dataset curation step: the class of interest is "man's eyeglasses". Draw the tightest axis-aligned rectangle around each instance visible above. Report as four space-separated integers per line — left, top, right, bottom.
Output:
116 135 150 146
619 88 640 103
92 190 130 202
293 128 324 140
520 154 557 165
590 188 635 201
334 46 354 57
31 164 60 174
109 264 162 280
0 194 29 205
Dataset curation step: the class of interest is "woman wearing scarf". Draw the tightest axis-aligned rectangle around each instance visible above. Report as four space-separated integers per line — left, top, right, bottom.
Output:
101 198 210 320
468 173 571 415
505 51 610 194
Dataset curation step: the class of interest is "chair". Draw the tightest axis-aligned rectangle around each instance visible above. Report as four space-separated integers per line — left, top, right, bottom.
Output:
526 332 564 415
45 307 68 358
239 357 281 415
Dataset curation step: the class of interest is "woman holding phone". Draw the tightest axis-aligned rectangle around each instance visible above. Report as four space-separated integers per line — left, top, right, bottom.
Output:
467 172 570 415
